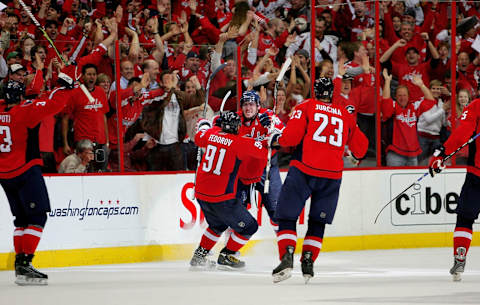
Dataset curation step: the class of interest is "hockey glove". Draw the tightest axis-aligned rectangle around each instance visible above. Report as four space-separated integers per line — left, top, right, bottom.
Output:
344 149 361 166
58 72 75 89
428 146 446 177
195 118 212 133
269 133 281 150
258 112 272 128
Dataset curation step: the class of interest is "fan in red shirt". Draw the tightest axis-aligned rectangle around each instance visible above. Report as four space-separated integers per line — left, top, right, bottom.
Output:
429 98 480 282
107 75 166 171
0 76 73 286
380 34 440 103
190 111 267 271
381 70 435 167
270 77 368 284
61 63 110 172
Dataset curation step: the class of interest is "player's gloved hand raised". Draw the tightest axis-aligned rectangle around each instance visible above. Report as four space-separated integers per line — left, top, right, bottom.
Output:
58 72 75 89
195 118 212 133
269 132 281 150
429 146 446 177
258 112 271 128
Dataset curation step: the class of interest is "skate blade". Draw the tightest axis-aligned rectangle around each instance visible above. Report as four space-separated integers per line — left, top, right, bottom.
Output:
452 272 462 282
189 261 217 272
15 275 48 286
303 274 312 284
272 268 292 283
217 264 245 271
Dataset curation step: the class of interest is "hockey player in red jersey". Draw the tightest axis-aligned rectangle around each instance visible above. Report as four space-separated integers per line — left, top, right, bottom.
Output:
269 77 368 283
429 98 480 282
190 111 268 270
233 90 284 231
0 75 73 285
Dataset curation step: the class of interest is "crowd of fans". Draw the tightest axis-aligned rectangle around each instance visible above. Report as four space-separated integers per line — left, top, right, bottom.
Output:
0 0 477 172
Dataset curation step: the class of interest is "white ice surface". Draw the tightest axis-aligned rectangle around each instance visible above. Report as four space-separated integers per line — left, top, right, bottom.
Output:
1 247 480 305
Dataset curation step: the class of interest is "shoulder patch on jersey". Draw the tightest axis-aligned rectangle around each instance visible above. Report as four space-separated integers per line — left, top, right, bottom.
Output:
346 105 355 114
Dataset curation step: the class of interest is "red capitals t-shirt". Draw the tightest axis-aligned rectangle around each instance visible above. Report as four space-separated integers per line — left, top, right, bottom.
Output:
64 86 109 144
392 61 431 103
381 97 435 157
194 127 268 202
278 99 368 179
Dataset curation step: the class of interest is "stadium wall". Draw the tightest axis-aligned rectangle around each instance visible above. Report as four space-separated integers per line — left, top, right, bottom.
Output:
0 168 478 270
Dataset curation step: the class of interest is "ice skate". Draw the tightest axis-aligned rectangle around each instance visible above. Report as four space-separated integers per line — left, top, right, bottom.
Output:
272 246 294 283
14 254 48 286
450 247 466 282
217 250 245 271
301 251 314 284
189 246 216 271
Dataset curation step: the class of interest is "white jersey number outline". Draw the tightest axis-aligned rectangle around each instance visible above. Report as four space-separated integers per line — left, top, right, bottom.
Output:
312 113 343 147
0 126 12 152
202 145 227 175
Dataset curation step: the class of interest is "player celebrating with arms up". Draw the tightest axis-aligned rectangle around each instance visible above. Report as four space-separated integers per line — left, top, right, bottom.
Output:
190 111 268 271
235 90 284 231
429 98 480 281
269 77 368 283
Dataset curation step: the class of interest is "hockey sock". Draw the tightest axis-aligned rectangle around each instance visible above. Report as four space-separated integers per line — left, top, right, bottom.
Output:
453 216 474 259
225 231 250 253
199 227 221 251
277 230 297 260
302 220 326 261
13 227 25 254
22 225 43 255
277 219 298 259
453 227 472 259
302 236 323 262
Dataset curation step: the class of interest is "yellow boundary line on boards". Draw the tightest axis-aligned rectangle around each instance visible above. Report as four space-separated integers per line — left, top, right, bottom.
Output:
0 232 478 271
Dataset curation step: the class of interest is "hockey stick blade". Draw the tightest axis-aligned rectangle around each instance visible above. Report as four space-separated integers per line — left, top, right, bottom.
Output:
374 131 480 224
276 57 292 82
220 90 231 113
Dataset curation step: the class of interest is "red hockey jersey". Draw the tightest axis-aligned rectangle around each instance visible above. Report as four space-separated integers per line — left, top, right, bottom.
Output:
278 99 368 179
0 94 68 179
444 99 480 177
381 98 435 157
194 127 268 202
237 108 284 184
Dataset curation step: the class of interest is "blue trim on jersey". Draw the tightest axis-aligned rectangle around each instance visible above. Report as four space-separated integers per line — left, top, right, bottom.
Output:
225 158 241 194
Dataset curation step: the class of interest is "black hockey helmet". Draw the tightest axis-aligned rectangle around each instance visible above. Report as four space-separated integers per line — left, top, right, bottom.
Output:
5 80 26 105
314 77 334 101
220 111 241 134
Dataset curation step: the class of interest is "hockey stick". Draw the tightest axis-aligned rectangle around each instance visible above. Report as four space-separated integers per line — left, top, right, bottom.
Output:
219 90 232 113
18 0 66 65
18 0 95 103
373 131 480 224
264 57 292 194
194 63 227 186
